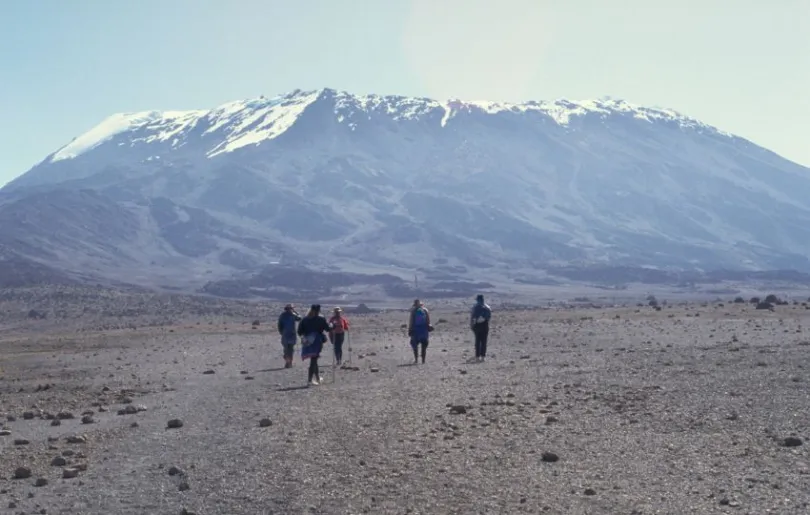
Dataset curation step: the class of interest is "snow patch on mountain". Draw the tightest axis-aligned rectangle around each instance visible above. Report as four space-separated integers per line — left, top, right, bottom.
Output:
206 90 322 157
46 89 733 164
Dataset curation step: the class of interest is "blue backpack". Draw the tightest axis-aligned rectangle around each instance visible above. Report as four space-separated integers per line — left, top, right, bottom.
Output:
412 307 428 329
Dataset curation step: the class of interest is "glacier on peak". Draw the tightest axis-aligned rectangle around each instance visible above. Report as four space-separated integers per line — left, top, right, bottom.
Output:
46 87 730 164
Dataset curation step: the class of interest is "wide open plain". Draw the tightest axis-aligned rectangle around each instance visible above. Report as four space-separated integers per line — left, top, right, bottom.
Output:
1 293 809 515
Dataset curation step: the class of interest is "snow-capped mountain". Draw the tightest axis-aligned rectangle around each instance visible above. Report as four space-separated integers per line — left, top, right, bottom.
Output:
4 87 810 289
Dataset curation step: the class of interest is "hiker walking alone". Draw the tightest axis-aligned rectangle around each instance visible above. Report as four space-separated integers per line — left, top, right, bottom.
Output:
470 294 492 362
297 304 332 386
408 299 433 364
277 304 302 368
328 307 350 366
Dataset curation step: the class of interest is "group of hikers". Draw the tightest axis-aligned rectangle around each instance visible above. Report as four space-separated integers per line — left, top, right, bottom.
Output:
277 294 492 386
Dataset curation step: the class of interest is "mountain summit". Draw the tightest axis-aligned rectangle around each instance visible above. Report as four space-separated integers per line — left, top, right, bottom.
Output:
3 88 810 290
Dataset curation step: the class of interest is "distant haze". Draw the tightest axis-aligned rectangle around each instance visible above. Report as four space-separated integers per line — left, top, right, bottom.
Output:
1 0 808 187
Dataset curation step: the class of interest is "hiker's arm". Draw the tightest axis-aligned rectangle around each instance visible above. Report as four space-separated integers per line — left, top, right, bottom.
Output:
277 316 284 334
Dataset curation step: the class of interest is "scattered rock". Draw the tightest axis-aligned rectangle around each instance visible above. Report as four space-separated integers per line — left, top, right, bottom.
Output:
259 418 273 428
245 376 254 380
23 411 35 420
50 419 61 426
51 456 67 467
57 411 75 420
782 437 803 447
370 367 380 373
202 369 216 375
0 430 10 436
448 405 467 415
34 478 48 487
117 405 138 415
584 488 596 496
13 467 32 479
66 435 87 444
14 439 30 446
168 466 184 476
81 415 94 424
167 419 184 429
178 481 190 491
62 468 80 479
541 452 559 463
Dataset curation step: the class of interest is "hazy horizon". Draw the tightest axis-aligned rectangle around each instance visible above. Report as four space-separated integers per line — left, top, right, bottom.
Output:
2 0 808 187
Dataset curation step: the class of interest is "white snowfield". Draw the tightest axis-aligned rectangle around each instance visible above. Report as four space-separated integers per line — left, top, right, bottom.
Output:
49 88 732 163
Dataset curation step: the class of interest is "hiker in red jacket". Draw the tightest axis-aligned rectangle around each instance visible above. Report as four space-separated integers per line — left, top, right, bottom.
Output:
328 307 350 366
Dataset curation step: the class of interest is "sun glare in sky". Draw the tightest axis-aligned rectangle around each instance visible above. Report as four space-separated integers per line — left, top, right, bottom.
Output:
402 0 556 102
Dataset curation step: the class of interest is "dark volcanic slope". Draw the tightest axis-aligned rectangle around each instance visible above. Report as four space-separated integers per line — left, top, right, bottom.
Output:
1 304 809 514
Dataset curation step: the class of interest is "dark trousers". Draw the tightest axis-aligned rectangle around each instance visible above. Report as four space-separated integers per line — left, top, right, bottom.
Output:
474 324 489 358
411 339 428 363
332 332 345 363
308 356 320 382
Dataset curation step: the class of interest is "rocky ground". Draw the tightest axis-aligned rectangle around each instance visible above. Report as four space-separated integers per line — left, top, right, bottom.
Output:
1 294 809 515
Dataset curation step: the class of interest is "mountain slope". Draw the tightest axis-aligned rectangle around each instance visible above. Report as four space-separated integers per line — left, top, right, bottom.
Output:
4 88 810 289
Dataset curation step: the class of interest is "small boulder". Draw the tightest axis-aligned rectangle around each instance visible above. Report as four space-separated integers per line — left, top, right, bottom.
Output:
782 437 803 447
13 467 32 479
167 419 184 429
62 468 80 479
541 452 560 463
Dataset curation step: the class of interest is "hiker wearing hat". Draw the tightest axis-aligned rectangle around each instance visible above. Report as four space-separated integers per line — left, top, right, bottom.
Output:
277 304 302 368
470 294 492 362
328 307 350 366
408 299 433 364
297 304 333 386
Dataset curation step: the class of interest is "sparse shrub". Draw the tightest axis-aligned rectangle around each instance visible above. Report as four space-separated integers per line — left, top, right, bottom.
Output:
764 294 779 304
750 297 760 304
733 297 745 304
251 320 261 326
756 302 774 311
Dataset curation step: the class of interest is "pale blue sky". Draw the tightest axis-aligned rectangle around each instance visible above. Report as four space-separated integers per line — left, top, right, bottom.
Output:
1 0 808 187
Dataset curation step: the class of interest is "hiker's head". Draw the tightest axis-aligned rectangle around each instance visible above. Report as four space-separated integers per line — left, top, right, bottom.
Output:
476 294 484 303
334 307 342 316
284 303 294 312
307 304 321 317
413 298 422 307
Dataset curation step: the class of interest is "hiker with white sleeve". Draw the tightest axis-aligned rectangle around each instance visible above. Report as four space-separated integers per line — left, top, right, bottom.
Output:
298 304 333 386
470 294 492 362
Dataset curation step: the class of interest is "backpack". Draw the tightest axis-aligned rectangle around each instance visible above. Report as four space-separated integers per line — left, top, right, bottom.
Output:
412 307 428 328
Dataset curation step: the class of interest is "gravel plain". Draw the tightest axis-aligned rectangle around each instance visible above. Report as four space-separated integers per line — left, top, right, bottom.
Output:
1 297 810 515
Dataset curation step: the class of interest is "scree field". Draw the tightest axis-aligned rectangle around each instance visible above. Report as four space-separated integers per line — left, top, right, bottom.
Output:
1 299 809 514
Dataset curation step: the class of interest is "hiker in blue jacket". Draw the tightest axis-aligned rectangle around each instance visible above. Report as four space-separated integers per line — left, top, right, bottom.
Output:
470 294 492 362
297 304 333 386
277 304 302 368
408 299 433 364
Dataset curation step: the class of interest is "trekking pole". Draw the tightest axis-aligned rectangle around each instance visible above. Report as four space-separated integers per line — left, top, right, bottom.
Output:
346 330 352 366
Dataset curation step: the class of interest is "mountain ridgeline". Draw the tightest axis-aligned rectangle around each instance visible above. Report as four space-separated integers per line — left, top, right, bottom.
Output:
3 88 810 295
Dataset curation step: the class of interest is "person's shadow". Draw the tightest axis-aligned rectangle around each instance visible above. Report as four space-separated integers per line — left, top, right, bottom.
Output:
276 385 310 392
